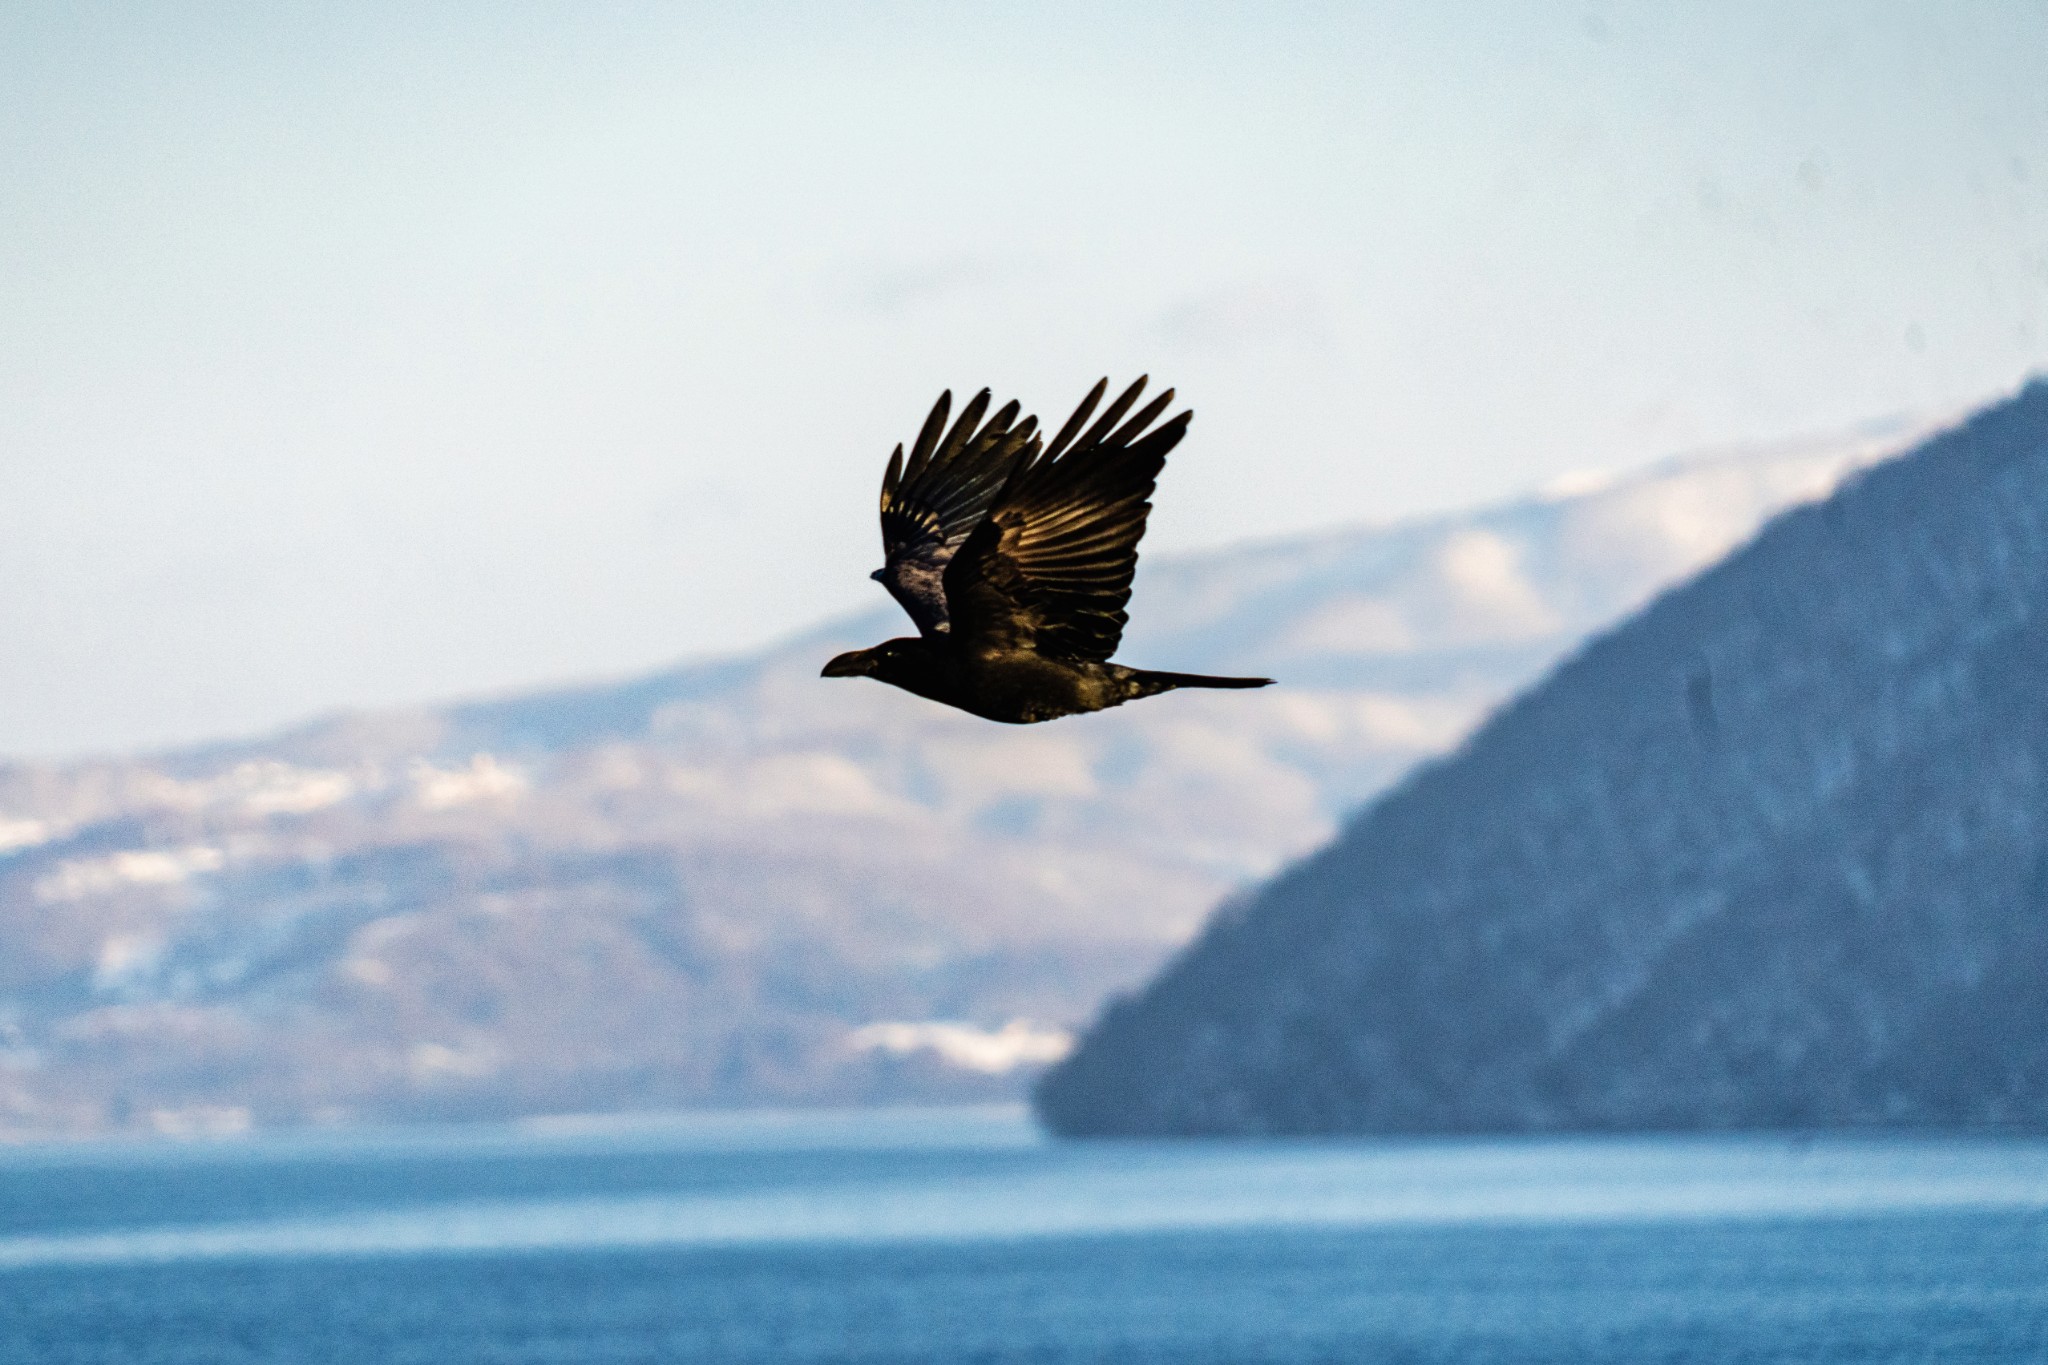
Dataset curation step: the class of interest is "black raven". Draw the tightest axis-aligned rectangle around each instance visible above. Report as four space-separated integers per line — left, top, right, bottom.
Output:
822 377 1273 723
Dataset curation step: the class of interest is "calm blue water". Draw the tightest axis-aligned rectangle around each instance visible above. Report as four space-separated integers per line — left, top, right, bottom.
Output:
0 1107 2043 1364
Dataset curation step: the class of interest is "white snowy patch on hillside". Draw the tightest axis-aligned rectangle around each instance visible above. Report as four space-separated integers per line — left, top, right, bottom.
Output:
849 1020 1075 1073
410 755 527 809
36 846 225 903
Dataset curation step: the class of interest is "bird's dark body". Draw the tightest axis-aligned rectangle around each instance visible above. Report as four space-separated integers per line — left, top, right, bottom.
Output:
824 377 1273 722
835 637 1267 724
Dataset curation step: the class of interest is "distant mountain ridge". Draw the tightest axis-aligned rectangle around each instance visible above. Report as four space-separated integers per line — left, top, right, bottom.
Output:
0 418 1926 1135
1036 381 2048 1136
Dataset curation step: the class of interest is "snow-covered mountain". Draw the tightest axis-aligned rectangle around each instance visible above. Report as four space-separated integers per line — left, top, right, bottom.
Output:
1038 382 2048 1136
0 419 1924 1136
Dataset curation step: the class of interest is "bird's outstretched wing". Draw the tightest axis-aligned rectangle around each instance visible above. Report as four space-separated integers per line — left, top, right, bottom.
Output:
943 376 1188 662
877 388 1039 635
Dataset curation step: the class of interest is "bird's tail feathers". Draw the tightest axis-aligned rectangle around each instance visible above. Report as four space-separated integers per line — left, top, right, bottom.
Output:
1126 669 1274 697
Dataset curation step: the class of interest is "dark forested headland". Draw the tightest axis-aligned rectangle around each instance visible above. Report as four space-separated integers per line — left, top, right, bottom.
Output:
1039 381 2048 1136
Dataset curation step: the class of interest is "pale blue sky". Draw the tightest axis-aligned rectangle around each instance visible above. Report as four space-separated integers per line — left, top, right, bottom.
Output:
3 2 2045 756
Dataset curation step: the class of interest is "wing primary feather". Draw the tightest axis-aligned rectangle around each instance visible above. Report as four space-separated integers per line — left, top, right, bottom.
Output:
1133 411 1192 458
1042 378 1108 461
881 444 904 508
937 388 992 464
1075 376 1148 454
1108 389 1176 447
907 391 951 480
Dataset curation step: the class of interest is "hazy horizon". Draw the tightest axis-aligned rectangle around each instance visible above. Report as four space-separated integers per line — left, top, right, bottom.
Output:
15 403 1951 763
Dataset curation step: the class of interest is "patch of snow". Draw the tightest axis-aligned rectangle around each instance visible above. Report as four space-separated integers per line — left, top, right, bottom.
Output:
36 846 225 903
409 1040 502 1082
0 818 53 853
231 762 356 816
411 755 526 810
848 1019 1074 1073
1432 529 1560 638
343 957 393 987
1541 467 1619 500
93 934 164 992
126 761 360 817
666 752 901 818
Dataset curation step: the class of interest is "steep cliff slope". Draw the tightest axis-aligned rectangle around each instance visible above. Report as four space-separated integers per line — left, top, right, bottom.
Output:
1039 383 2048 1135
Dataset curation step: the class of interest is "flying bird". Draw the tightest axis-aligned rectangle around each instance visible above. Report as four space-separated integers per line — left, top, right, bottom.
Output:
822 377 1273 723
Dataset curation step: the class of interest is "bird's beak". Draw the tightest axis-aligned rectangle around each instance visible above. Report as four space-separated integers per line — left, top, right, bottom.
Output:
821 650 869 678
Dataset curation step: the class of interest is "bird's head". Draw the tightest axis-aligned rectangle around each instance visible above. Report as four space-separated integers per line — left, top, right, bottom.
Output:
821 638 922 681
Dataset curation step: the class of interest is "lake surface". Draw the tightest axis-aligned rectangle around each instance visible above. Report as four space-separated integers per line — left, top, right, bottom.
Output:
0 1107 2043 1363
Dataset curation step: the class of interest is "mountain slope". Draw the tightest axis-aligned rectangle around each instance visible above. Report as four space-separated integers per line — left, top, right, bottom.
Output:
0 421 1922 1135
1036 383 2048 1136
